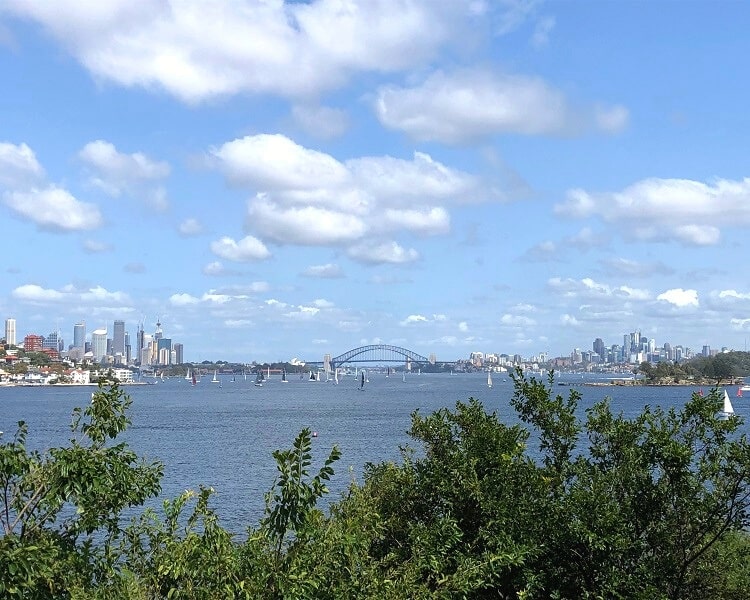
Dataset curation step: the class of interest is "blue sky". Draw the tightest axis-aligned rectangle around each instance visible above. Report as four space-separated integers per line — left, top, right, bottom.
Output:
2 1 749 363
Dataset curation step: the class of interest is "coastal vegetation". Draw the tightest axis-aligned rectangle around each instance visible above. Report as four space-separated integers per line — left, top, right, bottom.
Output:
2 373 750 598
638 350 750 385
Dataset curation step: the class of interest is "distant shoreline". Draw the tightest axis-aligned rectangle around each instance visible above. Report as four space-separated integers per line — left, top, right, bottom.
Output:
583 380 742 387
0 381 154 388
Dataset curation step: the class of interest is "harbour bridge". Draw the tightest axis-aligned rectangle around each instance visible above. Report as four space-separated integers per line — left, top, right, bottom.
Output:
307 344 433 370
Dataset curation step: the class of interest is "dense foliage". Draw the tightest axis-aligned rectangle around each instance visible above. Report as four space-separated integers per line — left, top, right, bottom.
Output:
641 351 750 384
2 373 750 598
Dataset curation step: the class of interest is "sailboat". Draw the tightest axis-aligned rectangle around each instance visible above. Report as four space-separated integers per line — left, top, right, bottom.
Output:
487 371 493 389
255 370 264 387
359 369 366 391
192 371 197 386
334 368 339 385
185 369 191 382
402 371 406 383
309 370 316 381
720 389 735 420
281 370 288 383
212 370 219 383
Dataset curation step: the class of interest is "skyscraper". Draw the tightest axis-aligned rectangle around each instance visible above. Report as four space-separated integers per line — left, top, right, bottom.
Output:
113 319 125 361
73 321 86 350
92 329 107 361
5 318 16 346
157 337 172 365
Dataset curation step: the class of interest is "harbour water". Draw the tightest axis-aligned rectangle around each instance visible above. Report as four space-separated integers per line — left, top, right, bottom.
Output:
1 371 746 534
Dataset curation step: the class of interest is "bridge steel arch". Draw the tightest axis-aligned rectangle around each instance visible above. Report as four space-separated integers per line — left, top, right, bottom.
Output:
331 344 430 369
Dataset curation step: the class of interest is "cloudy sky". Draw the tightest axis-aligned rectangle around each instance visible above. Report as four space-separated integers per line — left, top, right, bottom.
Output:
1 1 749 363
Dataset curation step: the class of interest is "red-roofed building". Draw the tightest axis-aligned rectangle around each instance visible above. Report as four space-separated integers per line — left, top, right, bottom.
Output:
24 334 43 352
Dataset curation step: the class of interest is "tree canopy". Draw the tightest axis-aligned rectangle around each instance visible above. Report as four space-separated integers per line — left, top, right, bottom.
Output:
2 372 750 598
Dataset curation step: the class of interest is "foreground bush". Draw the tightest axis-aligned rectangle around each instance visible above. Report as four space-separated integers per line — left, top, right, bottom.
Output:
3 372 750 598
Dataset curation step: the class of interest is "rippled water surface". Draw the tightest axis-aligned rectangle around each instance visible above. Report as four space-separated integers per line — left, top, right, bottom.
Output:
2 372 746 533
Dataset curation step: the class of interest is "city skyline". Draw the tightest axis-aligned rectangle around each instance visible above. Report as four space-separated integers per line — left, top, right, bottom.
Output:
2 3 750 363
0 314 733 366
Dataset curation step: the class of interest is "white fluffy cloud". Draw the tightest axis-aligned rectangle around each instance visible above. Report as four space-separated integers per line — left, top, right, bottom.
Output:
178 218 203 236
381 207 450 236
556 177 750 246
211 134 350 191
248 199 367 246
210 236 271 262
301 263 344 278
4 1 491 103
12 283 131 306
79 140 169 190
500 314 537 327
4 186 102 231
374 69 628 142
347 152 478 203
12 284 65 302
348 241 419 264
548 277 651 302
400 314 428 326
0 141 45 187
657 288 699 308
208 133 478 263
0 141 102 232
79 140 170 209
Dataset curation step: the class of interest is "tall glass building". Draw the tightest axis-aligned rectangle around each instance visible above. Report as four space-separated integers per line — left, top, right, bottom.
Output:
73 322 86 350
113 320 125 360
4 318 16 346
92 329 107 361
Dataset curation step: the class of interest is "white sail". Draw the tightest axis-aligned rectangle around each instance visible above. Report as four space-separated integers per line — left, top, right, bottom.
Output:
488 371 493 389
723 389 735 416
334 368 339 385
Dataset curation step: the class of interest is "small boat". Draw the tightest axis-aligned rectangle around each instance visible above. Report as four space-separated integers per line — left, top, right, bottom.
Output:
255 370 264 387
185 369 191 382
402 371 406 383
740 384 750 392
334 368 339 385
211 370 219 383
282 370 288 383
191 371 197 386
309 370 316 381
359 370 366 391
720 389 735 420
487 371 493 389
